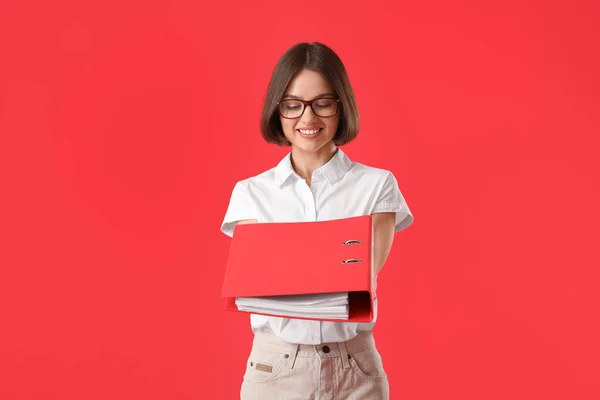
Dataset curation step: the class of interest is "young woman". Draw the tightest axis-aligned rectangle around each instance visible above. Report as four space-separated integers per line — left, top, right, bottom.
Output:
220 42 414 399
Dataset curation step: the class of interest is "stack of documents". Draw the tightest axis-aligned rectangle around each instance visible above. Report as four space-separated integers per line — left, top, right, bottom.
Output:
235 292 349 320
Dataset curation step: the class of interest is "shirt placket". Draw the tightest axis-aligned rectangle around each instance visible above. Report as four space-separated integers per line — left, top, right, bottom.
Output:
301 178 318 222
301 173 322 343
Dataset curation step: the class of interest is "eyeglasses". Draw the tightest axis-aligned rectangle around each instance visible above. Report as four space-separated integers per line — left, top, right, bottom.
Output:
277 97 340 119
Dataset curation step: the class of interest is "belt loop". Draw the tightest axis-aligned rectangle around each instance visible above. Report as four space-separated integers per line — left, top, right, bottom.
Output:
338 341 350 369
286 344 299 369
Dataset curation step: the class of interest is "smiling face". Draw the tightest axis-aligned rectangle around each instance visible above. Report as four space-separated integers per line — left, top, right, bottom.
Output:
279 68 340 154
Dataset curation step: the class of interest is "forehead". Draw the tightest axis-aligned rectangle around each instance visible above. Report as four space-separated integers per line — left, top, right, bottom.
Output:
284 68 333 99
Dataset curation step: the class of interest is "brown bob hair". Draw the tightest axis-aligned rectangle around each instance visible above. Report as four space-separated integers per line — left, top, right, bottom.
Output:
260 42 360 146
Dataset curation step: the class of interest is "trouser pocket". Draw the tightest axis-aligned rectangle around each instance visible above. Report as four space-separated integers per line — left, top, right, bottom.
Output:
348 347 388 380
243 347 288 383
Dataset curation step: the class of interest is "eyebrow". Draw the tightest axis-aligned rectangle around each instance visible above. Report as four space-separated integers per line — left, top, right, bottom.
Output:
282 92 336 100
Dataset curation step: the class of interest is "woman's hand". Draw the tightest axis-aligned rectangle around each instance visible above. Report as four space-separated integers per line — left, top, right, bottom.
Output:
236 219 259 225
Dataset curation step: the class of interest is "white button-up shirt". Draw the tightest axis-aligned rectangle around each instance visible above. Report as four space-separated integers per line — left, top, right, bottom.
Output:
220 148 414 344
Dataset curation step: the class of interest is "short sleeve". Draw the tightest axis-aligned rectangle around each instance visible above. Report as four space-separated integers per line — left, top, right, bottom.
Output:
220 181 257 238
371 171 414 233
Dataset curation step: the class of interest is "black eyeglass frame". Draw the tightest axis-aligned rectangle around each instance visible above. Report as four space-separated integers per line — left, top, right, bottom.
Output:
276 97 341 119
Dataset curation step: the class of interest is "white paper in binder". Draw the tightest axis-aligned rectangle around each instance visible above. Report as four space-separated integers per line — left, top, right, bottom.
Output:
235 292 349 319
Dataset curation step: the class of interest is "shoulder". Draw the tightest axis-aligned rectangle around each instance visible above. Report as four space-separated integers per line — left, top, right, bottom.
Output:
221 167 276 237
346 160 396 183
229 166 277 194
342 160 402 202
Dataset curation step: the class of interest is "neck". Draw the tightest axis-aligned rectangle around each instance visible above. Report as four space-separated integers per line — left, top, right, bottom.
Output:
290 142 338 185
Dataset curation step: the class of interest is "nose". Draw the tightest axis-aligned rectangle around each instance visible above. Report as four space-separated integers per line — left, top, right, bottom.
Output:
299 103 319 124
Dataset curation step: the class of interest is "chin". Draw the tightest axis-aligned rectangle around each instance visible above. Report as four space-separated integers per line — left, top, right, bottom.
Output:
292 139 331 153
285 133 335 152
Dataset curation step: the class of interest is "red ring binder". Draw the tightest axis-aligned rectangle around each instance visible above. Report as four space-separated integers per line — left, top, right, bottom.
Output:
221 215 375 322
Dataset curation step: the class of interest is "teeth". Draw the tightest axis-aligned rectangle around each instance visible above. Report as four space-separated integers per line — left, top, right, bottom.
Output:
299 129 320 134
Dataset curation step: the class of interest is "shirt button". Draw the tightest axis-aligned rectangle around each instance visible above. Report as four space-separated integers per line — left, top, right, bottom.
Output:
322 346 330 353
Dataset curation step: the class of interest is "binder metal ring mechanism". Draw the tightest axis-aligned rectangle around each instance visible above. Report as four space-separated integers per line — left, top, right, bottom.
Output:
221 215 375 323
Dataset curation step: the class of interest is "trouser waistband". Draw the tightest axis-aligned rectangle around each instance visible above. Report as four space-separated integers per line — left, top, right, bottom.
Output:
251 330 377 370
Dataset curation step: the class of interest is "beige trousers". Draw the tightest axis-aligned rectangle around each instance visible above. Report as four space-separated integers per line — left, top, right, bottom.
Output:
240 330 389 399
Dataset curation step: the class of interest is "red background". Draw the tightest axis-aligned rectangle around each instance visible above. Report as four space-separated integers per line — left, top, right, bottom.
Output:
1 1 599 399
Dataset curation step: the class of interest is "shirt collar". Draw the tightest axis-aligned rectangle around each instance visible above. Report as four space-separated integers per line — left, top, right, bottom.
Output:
273 148 353 188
